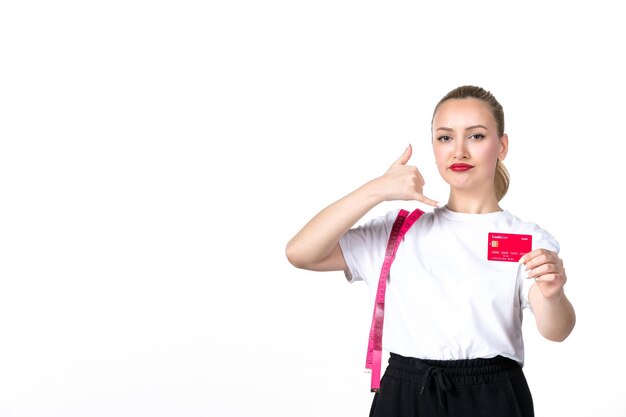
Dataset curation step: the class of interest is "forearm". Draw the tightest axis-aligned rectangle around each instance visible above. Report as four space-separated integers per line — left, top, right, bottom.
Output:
533 290 576 342
285 178 385 268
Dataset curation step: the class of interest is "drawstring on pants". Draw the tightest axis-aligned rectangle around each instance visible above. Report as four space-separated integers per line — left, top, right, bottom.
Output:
420 366 453 410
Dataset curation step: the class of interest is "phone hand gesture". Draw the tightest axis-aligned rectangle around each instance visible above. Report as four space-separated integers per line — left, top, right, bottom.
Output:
379 145 439 207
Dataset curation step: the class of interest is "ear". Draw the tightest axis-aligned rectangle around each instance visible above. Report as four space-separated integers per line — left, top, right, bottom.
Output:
498 133 509 162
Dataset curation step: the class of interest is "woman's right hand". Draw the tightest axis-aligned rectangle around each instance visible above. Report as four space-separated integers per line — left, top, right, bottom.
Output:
286 144 439 271
373 144 440 207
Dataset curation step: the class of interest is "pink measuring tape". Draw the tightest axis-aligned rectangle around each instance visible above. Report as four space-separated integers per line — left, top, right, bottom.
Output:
365 207 424 392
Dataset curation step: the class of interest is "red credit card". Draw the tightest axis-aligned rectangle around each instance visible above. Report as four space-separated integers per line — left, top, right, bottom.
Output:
487 233 532 262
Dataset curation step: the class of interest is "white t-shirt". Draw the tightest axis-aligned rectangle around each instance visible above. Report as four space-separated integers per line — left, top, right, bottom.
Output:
339 206 559 365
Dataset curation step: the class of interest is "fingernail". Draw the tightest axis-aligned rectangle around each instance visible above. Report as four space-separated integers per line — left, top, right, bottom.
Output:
519 257 525 264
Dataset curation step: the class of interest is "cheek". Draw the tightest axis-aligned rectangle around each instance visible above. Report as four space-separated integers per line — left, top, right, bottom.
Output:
472 141 500 163
432 144 448 166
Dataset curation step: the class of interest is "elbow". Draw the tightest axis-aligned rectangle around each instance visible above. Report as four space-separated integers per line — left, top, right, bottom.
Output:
285 241 307 269
542 332 570 343
540 315 576 343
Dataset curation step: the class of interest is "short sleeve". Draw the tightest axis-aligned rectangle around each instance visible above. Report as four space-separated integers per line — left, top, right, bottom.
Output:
521 225 561 310
338 210 399 285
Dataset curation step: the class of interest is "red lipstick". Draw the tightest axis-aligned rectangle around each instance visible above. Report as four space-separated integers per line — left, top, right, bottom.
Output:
449 163 474 172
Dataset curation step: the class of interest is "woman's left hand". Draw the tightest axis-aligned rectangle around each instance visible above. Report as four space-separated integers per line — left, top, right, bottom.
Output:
520 249 566 300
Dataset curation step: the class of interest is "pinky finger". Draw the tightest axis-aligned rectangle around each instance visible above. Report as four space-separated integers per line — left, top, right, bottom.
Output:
535 274 559 283
417 195 441 208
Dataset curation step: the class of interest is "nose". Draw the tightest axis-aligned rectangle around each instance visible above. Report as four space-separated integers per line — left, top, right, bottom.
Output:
453 138 469 160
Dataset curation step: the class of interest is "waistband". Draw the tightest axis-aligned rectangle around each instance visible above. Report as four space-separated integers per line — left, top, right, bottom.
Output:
387 353 521 386
385 353 522 410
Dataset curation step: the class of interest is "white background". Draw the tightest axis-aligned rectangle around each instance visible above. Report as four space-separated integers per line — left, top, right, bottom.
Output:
1 1 624 416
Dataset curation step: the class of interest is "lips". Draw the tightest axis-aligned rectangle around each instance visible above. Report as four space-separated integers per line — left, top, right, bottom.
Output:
449 163 475 172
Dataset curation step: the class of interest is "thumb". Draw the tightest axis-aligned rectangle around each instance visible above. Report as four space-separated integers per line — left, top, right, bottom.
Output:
393 144 412 166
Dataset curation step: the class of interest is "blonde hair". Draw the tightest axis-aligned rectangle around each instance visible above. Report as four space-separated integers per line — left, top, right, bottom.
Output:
432 85 510 201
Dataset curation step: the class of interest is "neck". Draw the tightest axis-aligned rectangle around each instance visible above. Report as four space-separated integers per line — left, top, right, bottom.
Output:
446 189 501 214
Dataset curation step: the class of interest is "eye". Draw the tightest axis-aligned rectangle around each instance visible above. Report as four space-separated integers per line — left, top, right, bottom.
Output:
437 135 452 142
468 133 485 140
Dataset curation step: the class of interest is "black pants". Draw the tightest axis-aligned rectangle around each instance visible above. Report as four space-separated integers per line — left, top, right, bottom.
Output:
369 353 534 417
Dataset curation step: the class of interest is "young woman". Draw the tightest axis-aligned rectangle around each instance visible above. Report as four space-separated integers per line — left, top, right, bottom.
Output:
285 85 575 417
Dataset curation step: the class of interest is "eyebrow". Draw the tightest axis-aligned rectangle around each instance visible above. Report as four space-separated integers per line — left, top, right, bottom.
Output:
436 125 488 132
